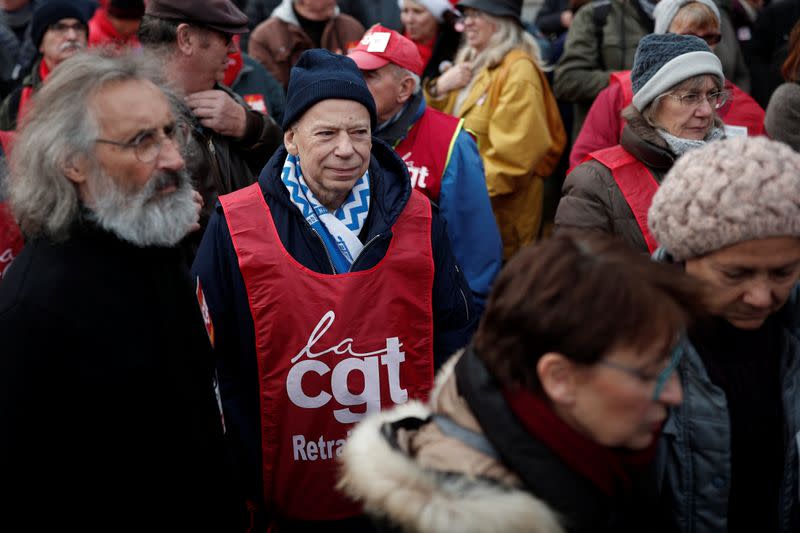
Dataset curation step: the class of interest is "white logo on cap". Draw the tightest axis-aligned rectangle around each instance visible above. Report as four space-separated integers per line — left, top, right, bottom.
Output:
362 31 391 53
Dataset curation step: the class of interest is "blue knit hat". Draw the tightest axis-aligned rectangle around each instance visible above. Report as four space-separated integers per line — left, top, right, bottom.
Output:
631 33 723 111
31 0 90 48
282 49 377 130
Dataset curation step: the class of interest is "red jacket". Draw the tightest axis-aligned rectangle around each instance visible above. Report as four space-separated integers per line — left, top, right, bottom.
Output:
88 9 140 50
570 71 766 168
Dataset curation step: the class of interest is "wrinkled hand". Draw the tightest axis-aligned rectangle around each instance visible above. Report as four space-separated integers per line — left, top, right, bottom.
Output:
436 62 472 95
189 190 204 232
186 90 247 139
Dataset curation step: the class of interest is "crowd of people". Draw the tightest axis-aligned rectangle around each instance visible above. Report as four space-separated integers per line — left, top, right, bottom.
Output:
0 0 799 531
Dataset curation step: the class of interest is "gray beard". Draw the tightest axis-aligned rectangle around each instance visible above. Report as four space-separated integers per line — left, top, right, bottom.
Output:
85 166 198 247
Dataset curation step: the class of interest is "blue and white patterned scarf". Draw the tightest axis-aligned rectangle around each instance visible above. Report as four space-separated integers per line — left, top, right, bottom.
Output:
281 153 370 273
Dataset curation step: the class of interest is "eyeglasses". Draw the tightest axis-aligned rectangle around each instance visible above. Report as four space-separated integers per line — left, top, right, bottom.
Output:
597 345 684 400
460 8 485 21
664 90 729 109
49 21 87 35
95 122 189 163
195 24 234 45
685 32 721 46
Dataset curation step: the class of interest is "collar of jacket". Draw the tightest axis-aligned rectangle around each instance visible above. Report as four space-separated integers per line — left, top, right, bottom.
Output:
454 346 614 528
271 0 341 27
374 91 425 147
257 137 414 241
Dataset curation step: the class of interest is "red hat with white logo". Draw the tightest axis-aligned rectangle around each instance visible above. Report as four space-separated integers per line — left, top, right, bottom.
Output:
348 24 425 77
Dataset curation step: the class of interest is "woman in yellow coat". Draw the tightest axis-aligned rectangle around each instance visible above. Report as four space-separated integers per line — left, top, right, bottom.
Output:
427 0 566 259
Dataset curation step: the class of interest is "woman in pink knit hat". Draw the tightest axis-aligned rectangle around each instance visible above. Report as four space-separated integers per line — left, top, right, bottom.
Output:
648 135 800 533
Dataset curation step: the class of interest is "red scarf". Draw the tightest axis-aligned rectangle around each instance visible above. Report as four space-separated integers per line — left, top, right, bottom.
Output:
17 60 50 127
502 386 658 497
223 36 244 88
405 28 436 71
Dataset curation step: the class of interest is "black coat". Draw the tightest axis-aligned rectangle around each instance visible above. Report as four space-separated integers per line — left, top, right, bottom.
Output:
0 221 239 531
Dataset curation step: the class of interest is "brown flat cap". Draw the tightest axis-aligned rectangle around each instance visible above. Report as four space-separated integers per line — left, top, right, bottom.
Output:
146 0 249 34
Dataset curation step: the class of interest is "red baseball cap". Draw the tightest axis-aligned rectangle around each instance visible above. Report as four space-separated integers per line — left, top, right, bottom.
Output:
348 24 425 77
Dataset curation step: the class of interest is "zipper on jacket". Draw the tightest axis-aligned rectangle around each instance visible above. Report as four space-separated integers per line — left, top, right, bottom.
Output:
349 233 383 271
308 226 337 274
455 264 470 322
205 136 225 192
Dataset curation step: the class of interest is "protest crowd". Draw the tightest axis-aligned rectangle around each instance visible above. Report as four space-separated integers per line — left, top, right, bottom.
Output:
1 0 799 531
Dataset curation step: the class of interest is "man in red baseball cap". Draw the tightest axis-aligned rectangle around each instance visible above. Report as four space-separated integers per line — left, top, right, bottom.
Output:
349 24 501 313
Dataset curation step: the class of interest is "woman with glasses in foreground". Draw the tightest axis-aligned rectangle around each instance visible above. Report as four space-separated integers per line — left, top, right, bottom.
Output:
339 232 705 533
556 32 725 254
569 0 765 168
648 136 800 533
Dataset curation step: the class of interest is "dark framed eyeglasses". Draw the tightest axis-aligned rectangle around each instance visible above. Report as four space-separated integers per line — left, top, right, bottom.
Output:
597 344 684 400
95 122 189 163
194 24 234 45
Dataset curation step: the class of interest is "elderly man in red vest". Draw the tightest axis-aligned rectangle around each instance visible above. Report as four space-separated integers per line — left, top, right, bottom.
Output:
349 25 501 312
192 48 476 529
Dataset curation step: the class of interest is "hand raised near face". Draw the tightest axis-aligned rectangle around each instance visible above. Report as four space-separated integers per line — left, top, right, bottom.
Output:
435 62 473 95
185 90 247 139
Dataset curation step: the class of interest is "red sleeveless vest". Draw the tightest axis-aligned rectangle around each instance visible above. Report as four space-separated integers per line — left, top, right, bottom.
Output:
219 184 435 521
394 107 462 202
587 145 660 253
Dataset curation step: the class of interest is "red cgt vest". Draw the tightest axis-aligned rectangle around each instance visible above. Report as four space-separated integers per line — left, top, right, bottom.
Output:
219 183 435 521
586 145 660 253
394 107 462 202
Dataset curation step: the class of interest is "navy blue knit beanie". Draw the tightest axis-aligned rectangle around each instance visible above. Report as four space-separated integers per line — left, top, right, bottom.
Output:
282 49 377 130
630 33 723 111
31 0 90 48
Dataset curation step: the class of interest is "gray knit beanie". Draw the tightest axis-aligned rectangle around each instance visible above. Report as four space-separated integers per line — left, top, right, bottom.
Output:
653 0 720 34
764 82 800 153
648 136 800 260
631 33 723 111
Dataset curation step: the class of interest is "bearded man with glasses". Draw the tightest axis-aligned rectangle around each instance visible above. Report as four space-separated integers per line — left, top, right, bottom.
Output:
0 51 240 531
556 33 726 254
0 0 89 130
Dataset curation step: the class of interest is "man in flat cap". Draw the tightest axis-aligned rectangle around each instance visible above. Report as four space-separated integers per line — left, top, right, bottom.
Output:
138 0 282 249
193 48 476 529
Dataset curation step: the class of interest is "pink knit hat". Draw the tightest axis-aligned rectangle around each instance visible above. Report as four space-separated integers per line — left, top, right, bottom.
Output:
648 136 800 260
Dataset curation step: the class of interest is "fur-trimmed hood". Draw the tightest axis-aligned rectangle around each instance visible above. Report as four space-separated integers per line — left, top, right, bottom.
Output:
338 357 565 533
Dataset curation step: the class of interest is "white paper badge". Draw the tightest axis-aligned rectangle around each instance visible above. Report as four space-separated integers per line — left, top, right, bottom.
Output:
366 32 391 53
724 125 748 138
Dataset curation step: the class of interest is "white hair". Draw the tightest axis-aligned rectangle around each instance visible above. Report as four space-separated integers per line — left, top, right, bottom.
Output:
454 14 543 72
8 49 181 241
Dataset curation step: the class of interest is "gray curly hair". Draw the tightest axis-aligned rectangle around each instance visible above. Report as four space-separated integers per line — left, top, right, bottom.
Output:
8 49 175 241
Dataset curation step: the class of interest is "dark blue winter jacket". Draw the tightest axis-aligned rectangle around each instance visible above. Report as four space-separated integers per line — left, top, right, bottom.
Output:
191 137 477 510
